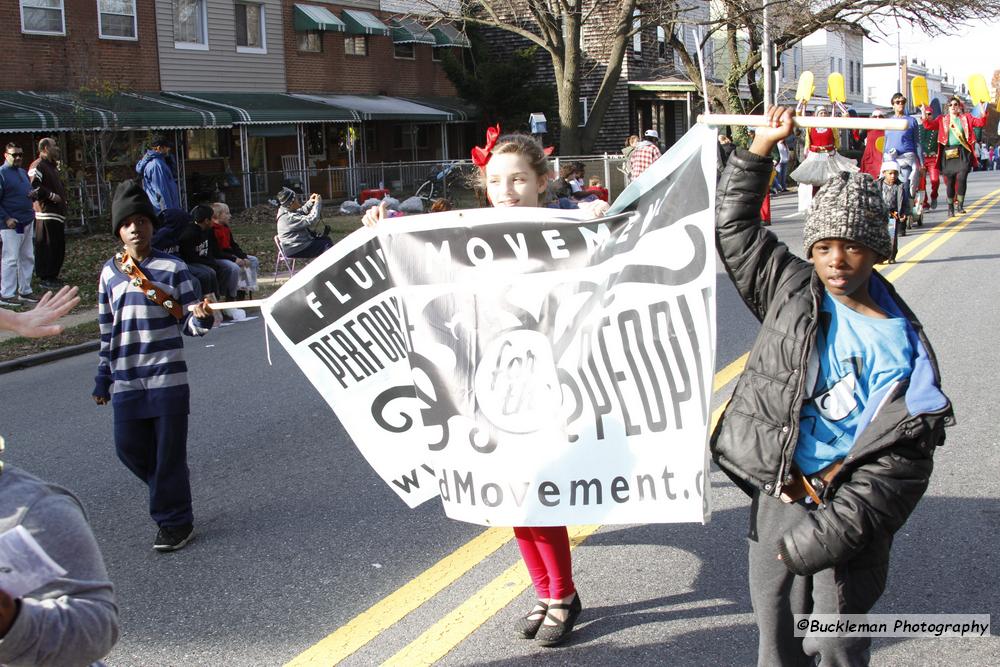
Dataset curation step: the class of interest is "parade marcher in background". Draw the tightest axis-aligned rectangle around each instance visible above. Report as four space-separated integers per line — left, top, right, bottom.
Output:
629 129 662 179
857 109 887 180
917 109 941 210
276 188 331 259
211 202 259 300
877 161 909 263
772 137 789 194
788 106 858 197
883 93 923 201
0 142 38 309
28 137 68 291
363 128 590 647
715 105 953 667
93 181 215 552
921 96 988 215
135 135 180 213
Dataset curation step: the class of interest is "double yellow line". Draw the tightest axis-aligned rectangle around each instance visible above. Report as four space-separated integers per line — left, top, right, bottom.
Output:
286 188 999 666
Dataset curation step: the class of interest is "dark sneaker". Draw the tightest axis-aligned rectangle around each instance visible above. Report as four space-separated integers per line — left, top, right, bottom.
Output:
40 279 64 291
17 293 39 305
154 524 195 552
0 297 20 309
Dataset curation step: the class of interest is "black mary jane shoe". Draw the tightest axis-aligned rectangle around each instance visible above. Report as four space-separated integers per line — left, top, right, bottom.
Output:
535 593 582 647
514 601 548 639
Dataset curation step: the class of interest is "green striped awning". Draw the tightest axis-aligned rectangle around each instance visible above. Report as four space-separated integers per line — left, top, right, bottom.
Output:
164 92 356 124
390 18 436 45
430 23 470 48
293 4 345 32
0 91 232 132
341 9 389 37
398 96 480 121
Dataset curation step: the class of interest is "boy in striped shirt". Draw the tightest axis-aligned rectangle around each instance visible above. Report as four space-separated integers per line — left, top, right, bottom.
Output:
93 181 215 552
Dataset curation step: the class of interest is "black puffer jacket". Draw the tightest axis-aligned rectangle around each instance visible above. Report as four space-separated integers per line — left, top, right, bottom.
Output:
712 148 954 575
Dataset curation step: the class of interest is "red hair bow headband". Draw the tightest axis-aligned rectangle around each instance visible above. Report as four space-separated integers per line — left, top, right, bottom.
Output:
471 124 501 169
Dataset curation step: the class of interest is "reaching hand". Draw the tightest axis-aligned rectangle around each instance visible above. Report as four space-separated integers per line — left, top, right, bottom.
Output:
750 106 794 158
362 201 390 228
4 285 80 338
190 298 214 320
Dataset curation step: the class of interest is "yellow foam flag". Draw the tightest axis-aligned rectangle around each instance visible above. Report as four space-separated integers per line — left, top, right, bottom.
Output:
827 73 846 104
968 74 991 106
795 71 815 103
911 76 929 108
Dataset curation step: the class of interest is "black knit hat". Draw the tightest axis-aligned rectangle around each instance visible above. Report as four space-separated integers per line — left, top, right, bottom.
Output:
803 171 890 259
112 180 159 237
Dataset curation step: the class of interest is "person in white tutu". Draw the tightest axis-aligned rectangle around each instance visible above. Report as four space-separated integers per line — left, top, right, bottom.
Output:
790 106 859 197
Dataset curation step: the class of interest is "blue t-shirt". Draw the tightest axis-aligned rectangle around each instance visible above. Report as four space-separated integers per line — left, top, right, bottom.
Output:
794 292 915 474
883 115 921 158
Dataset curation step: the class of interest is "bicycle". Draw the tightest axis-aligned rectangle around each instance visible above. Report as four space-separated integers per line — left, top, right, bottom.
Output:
413 161 465 208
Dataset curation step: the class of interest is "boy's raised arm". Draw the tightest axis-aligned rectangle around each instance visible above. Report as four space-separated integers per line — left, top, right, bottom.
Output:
716 107 810 322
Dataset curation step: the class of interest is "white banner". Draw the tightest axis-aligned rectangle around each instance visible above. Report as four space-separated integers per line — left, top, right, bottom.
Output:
263 124 719 526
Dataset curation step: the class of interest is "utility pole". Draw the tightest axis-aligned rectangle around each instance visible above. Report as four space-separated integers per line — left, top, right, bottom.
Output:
762 0 772 110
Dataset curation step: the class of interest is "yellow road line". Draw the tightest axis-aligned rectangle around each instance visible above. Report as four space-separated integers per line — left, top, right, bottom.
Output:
381 525 601 667
289 188 999 665
285 528 512 666
884 190 1000 282
893 187 1000 261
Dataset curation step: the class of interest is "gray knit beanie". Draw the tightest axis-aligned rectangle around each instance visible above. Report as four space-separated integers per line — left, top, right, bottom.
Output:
803 171 890 259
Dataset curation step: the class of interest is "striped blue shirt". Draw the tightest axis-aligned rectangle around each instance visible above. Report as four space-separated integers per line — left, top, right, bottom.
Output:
94 249 213 420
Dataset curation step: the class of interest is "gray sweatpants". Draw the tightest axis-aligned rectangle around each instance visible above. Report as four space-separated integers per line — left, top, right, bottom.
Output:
748 491 890 667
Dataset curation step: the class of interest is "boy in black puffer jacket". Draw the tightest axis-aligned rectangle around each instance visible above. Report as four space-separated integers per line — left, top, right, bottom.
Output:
713 106 954 666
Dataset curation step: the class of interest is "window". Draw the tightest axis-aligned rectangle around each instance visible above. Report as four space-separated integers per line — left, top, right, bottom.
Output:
298 31 322 52
579 98 589 127
392 125 429 151
837 57 843 74
345 35 367 56
829 57 834 74
97 0 136 39
432 47 443 62
656 26 666 60
394 42 415 59
186 129 222 161
20 0 65 35
364 126 377 152
848 60 854 93
306 126 326 157
175 0 207 48
235 2 265 53
632 10 641 55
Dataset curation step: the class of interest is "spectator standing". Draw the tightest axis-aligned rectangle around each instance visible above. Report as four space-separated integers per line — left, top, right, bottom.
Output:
773 138 790 193
27 138 68 291
628 130 663 179
210 202 258 299
93 181 215 552
135 135 180 213
0 142 38 309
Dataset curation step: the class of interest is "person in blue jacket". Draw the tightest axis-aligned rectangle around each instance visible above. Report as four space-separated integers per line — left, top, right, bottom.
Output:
135 135 180 213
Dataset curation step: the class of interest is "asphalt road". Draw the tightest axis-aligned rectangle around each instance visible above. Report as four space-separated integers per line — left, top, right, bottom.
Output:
2 172 999 665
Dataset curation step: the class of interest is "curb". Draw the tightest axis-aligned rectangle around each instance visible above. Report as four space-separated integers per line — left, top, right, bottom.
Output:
0 340 100 375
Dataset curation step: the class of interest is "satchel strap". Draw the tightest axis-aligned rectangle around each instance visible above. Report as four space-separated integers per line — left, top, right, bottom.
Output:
115 249 184 321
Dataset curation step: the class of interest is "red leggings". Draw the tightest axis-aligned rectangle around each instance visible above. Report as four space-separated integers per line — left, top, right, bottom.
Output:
920 156 940 200
513 526 575 599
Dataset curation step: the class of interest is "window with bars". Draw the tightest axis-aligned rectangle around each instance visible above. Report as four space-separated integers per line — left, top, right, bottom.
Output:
20 0 65 35
298 31 322 52
345 35 367 56
98 0 136 39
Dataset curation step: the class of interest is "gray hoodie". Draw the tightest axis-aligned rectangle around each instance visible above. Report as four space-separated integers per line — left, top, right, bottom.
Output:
276 199 322 254
0 466 118 666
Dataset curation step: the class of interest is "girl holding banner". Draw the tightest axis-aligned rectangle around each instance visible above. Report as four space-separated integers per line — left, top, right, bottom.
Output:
363 128 586 647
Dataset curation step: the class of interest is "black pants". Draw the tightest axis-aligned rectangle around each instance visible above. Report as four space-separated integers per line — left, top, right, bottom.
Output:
748 492 889 667
187 262 219 298
114 414 193 528
34 218 65 281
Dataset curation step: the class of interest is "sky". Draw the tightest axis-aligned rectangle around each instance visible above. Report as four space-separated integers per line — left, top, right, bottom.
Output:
864 23 999 88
